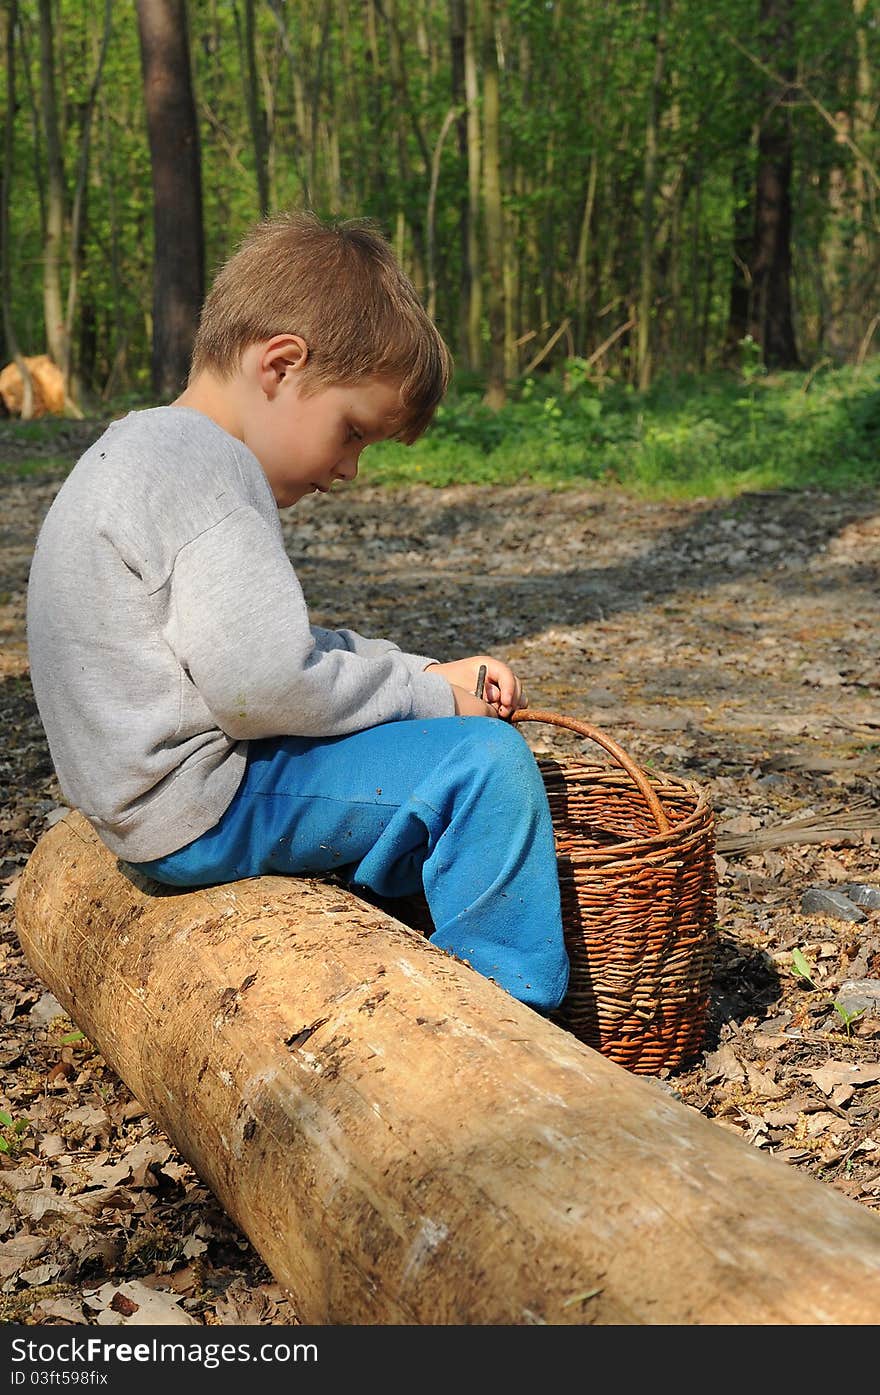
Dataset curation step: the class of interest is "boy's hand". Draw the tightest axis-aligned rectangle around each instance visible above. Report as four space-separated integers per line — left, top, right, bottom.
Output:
426 656 524 719
447 683 498 718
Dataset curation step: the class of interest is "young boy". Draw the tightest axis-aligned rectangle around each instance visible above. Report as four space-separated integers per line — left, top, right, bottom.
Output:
26 211 569 1013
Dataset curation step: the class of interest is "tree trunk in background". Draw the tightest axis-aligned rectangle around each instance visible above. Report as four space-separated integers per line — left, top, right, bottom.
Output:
385 0 427 295
637 1 666 391
2 0 34 418
449 0 471 365
850 0 876 356
822 120 854 362
749 0 799 369
482 0 506 408
464 0 482 372
427 107 458 322
726 135 754 358
64 0 113 411
239 0 269 216
135 0 205 399
36 0 69 385
572 151 598 356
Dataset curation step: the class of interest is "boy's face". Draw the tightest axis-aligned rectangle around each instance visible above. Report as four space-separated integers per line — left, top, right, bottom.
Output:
245 343 404 507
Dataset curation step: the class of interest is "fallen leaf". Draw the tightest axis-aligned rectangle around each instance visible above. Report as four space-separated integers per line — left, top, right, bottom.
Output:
807 1063 880 1096
29 992 65 1026
745 1063 786 1099
110 1292 139 1316
803 1111 853 1137
34 1296 86 1323
703 1044 746 1084
87 1279 197 1326
19 1260 62 1287
0 1234 48 1278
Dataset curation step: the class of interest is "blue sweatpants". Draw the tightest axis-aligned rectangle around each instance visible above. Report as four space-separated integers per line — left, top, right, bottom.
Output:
131 717 569 1012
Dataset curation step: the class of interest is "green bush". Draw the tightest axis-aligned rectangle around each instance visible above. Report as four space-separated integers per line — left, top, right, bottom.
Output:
365 358 880 497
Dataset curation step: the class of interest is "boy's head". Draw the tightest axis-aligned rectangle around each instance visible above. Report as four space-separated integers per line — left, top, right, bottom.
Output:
190 211 451 445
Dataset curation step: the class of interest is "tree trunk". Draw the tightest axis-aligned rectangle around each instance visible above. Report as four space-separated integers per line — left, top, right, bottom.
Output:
384 0 427 295
726 136 754 357
15 811 880 1326
847 0 876 357
464 0 482 371
36 0 68 383
482 0 505 408
237 0 269 216
426 107 458 323
572 150 598 356
63 0 113 411
637 1 666 392
1 0 35 419
449 0 471 365
748 0 799 369
135 0 205 399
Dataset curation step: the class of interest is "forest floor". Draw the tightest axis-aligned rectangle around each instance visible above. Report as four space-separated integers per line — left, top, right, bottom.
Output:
0 420 879 1326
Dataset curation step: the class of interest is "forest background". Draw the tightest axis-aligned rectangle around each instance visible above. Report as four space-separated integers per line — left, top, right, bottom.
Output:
0 0 879 497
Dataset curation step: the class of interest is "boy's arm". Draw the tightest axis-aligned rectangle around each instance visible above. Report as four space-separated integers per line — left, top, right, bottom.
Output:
167 508 455 738
308 624 441 680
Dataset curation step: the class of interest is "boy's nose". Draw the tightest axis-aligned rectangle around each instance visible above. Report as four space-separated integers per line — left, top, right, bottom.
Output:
335 448 361 481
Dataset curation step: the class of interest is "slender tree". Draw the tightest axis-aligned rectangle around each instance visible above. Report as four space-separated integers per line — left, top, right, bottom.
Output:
135 0 205 398
749 0 799 368
236 0 269 216
64 0 113 407
1 0 34 417
464 0 482 372
36 0 67 381
637 0 667 390
481 0 505 407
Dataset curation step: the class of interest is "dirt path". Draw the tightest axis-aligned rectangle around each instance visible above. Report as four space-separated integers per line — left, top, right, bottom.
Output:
1 447 879 1324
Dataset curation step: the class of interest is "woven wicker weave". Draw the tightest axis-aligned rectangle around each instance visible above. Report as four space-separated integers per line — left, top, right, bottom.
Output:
381 709 716 1075
511 709 717 1073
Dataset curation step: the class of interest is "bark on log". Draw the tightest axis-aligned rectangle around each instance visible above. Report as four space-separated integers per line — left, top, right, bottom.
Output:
15 812 880 1325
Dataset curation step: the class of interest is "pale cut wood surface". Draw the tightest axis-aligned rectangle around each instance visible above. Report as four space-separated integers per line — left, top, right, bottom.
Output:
15 811 880 1325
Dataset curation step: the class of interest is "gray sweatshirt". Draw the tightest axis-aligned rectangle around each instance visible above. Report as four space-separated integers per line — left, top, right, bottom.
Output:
26 406 455 860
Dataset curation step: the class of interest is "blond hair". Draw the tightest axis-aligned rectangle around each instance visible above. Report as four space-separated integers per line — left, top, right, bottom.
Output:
190 210 451 442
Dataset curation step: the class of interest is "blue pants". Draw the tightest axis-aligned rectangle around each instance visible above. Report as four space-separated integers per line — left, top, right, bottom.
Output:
131 717 569 1012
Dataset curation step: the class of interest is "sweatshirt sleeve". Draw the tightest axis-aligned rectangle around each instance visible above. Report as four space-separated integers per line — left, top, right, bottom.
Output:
165 507 456 738
309 623 443 677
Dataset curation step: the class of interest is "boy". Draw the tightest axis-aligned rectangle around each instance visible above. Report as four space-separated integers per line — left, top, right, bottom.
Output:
26 211 569 1013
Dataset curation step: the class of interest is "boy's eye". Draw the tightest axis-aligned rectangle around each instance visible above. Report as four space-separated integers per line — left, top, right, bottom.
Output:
346 424 364 444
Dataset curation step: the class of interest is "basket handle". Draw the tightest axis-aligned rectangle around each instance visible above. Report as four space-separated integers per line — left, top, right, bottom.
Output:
510 707 671 835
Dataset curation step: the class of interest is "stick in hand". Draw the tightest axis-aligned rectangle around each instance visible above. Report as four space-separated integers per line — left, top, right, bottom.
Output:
474 664 487 700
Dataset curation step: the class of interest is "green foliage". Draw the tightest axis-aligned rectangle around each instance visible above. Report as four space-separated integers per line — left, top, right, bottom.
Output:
790 947 870 1039
832 1001 866 1037
363 360 880 496
790 948 819 988
0 1108 31 1156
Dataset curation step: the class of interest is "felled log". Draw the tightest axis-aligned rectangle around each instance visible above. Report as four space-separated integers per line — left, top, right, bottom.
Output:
0 354 65 417
16 811 880 1325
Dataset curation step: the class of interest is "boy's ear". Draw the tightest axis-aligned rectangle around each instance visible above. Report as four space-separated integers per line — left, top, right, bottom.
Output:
256 334 310 395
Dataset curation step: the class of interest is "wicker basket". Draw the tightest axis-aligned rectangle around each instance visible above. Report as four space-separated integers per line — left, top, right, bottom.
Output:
381 709 717 1075
510 709 717 1074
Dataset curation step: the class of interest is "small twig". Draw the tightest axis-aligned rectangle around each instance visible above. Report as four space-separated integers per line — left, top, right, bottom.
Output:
856 313 880 368
585 316 637 369
522 318 572 376
801 356 832 393
474 665 487 700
